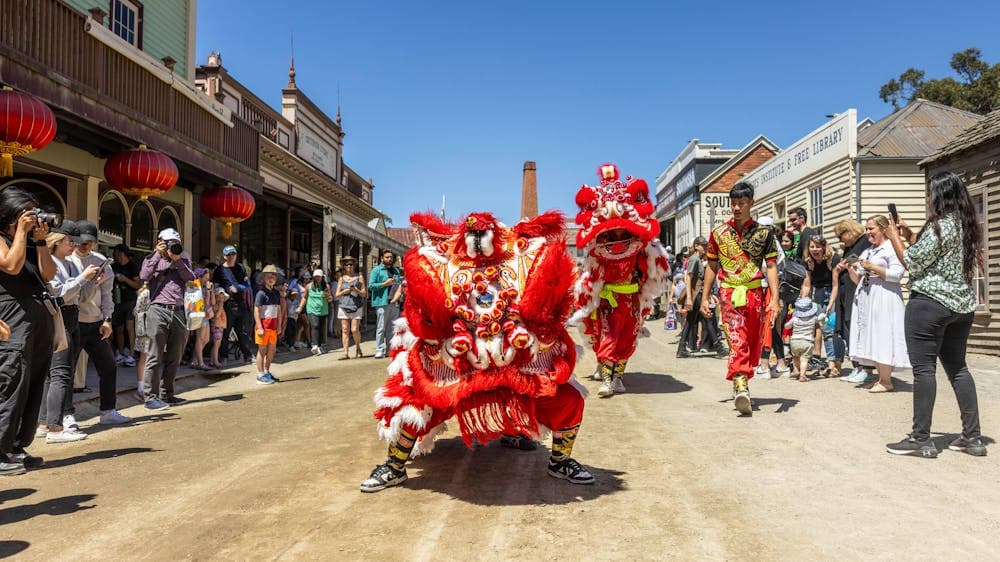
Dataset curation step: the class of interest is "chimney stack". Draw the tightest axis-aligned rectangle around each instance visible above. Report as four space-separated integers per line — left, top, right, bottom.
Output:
521 161 538 219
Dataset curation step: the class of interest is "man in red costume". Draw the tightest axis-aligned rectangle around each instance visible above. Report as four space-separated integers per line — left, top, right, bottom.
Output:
700 181 781 416
571 164 670 398
360 211 594 492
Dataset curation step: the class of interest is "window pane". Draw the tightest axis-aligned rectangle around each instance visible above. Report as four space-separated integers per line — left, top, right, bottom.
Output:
131 203 154 251
99 195 126 248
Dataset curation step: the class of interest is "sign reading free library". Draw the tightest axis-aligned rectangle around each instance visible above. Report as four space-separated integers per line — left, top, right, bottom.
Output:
742 109 857 200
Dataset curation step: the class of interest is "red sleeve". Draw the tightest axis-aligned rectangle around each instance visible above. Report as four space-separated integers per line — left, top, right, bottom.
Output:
706 230 719 261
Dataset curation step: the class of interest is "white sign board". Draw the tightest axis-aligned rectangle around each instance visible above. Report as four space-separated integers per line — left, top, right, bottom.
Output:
742 110 857 200
701 193 734 233
297 126 338 179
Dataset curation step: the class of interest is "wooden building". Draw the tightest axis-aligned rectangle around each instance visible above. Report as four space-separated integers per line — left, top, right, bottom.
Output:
920 107 1000 355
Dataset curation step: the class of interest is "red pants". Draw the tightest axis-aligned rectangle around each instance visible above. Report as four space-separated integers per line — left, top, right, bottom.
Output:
719 287 767 381
591 294 641 363
404 382 585 438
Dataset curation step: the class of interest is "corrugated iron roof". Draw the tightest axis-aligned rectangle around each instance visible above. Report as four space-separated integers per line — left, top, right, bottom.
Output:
386 227 419 248
857 99 983 158
920 106 1000 166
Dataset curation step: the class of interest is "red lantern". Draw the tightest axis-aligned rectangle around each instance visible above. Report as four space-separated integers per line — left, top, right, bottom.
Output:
201 182 255 239
104 144 178 199
0 88 57 177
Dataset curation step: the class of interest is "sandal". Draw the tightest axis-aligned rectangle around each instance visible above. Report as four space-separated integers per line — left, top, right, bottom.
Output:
869 382 894 393
355 347 364 358
798 374 809 382
338 353 350 361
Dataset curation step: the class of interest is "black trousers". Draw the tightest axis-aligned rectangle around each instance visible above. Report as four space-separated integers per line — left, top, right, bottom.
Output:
308 313 328 347
0 297 54 454
78 321 119 411
40 305 79 426
678 292 721 354
222 301 253 360
906 292 980 441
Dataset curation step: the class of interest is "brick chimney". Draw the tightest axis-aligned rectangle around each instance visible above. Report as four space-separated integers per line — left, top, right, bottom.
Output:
521 161 538 219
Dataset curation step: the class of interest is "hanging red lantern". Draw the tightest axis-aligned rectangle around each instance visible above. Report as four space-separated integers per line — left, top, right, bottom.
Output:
201 182 255 238
104 144 178 199
0 87 57 177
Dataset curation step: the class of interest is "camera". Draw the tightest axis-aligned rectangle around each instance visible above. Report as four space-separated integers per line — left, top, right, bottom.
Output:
169 242 183 255
33 210 62 227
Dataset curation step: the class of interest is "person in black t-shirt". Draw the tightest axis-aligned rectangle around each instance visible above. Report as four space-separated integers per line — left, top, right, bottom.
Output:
212 245 254 363
787 207 818 262
111 244 141 367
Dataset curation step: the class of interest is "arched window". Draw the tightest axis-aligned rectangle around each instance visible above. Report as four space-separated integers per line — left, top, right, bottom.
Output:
130 200 155 251
0 179 65 217
158 206 180 234
99 191 127 247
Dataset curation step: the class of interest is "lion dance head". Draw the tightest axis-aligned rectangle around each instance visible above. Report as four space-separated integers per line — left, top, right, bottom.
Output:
574 163 658 260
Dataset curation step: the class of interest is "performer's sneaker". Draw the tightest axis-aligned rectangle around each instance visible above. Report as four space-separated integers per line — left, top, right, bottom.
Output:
590 369 603 381
360 462 408 492
886 435 939 458
732 374 752 415
613 377 626 393
597 380 615 398
547 458 595 485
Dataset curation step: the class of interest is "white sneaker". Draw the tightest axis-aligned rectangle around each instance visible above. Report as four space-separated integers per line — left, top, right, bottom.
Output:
124 355 136 367
311 345 323 356
46 430 87 444
754 366 772 380
114 352 124 365
734 390 752 415
63 414 79 432
294 342 307 350
590 368 603 381
614 378 626 393
35 426 48 438
597 380 614 398
99 409 132 425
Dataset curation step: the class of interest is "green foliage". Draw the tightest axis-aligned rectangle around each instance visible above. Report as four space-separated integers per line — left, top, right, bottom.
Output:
879 48 1000 114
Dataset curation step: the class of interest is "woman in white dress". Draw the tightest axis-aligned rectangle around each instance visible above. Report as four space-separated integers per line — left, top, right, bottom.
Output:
840 215 909 392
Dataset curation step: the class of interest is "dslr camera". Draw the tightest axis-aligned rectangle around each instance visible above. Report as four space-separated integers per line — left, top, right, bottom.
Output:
32 210 62 228
169 242 183 256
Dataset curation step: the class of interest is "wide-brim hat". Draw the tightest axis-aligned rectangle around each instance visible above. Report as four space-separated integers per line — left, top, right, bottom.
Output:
340 257 357 265
793 297 818 318
262 265 281 275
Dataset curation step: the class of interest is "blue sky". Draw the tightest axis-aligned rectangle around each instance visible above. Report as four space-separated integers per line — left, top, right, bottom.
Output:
197 1 1000 226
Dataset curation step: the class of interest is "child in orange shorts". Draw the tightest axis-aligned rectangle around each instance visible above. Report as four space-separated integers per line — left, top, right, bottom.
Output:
254 265 286 384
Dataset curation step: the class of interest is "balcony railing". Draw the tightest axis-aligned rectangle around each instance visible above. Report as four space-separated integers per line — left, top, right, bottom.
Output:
0 0 259 179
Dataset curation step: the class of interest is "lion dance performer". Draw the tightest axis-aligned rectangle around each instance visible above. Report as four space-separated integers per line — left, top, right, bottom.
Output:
570 164 670 398
360 211 594 492
699 181 780 416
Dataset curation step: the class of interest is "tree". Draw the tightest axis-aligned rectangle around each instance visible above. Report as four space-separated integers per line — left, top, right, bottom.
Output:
879 48 1000 114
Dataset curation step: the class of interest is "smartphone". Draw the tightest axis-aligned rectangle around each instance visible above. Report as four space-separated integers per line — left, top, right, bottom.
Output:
845 255 860 265
100 257 114 270
887 203 899 224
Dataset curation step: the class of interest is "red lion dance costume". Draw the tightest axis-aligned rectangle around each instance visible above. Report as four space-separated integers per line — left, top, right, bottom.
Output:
360 210 595 493
571 164 671 398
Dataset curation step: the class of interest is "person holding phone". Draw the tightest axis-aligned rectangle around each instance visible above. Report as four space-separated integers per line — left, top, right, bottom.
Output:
368 250 402 359
336 258 366 360
67 220 130 425
831 219 873 383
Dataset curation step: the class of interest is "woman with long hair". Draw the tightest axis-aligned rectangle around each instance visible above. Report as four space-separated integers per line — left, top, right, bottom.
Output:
799 235 845 376
832 219 872 382
885 172 986 458
0 187 57 475
336 258 366 360
843 215 909 393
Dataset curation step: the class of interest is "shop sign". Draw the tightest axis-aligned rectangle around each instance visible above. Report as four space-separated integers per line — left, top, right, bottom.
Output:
742 110 857 199
702 193 734 232
297 126 338 179
656 184 677 217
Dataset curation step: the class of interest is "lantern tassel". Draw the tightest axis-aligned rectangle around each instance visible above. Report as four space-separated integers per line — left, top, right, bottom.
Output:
0 154 13 177
222 222 233 239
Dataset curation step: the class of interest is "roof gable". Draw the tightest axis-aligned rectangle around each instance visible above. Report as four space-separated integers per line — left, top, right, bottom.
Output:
921 106 1000 166
857 99 983 158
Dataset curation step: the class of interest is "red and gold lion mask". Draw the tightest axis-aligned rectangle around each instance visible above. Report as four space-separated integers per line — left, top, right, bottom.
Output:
574 163 659 257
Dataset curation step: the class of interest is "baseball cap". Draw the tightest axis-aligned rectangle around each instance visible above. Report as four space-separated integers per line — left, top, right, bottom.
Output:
223 245 237 256
53 219 83 244
758 216 775 227
312 269 324 278
158 228 181 242
76 220 98 243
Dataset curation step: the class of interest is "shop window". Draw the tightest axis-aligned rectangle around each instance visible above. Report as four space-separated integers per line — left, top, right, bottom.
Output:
109 0 142 47
158 207 179 234
972 192 987 309
1 180 64 218
774 201 786 232
808 185 823 231
99 192 127 247
130 200 155 251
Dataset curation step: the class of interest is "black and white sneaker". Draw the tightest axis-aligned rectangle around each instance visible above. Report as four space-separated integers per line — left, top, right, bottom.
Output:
949 436 987 457
547 458 595 485
360 462 408 493
886 436 939 458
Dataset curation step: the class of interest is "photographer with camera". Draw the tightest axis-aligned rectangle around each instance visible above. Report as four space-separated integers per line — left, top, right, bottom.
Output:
0 187 57 475
69 220 131 425
140 228 195 410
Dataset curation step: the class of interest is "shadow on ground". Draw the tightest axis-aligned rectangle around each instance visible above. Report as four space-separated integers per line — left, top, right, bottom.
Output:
620 373 694 394
0 494 96 526
83 413 178 436
0 488 35 505
0 541 29 557
717 396 800 414
39 447 159 470
400 437 626 506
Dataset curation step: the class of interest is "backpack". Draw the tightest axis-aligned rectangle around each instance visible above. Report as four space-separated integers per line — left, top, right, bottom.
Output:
779 258 807 302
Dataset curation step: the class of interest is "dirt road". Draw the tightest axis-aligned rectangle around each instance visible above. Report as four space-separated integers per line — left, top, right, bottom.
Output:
2 324 998 560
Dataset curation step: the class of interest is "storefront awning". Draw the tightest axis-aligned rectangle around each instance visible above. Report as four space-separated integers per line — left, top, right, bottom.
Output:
328 209 406 254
